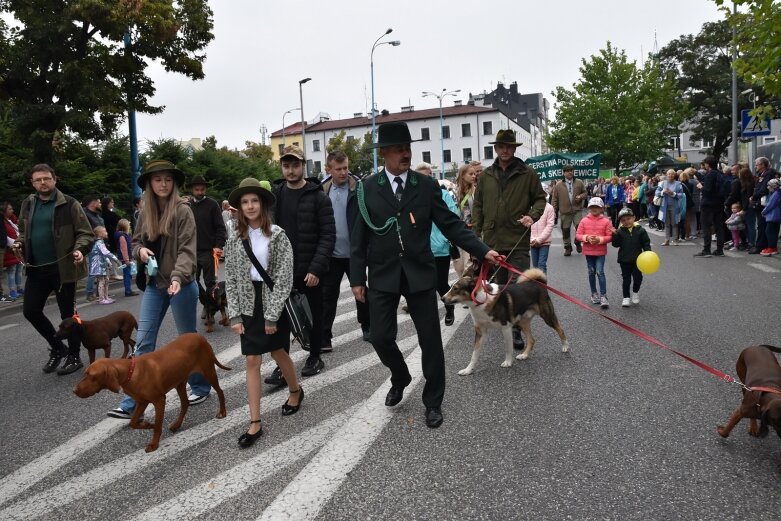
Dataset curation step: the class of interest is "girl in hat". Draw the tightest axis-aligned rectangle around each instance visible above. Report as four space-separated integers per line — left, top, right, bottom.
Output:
576 197 614 309
108 161 203 419
224 178 302 448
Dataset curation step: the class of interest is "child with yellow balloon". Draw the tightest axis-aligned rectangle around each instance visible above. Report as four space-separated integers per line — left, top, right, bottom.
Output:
611 208 656 307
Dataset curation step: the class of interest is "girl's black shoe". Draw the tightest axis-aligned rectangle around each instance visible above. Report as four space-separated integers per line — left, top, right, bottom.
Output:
238 420 263 448
281 387 304 416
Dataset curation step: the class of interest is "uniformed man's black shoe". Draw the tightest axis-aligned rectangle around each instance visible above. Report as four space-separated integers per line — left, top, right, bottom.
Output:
444 305 455 326
512 329 525 350
43 350 64 373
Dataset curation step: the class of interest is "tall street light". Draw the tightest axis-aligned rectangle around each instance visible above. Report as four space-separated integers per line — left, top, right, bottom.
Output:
371 28 401 173
281 108 300 147
422 88 460 179
299 77 311 175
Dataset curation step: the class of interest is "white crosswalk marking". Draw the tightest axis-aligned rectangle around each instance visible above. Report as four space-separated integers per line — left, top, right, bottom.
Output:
748 262 781 273
0 323 18 331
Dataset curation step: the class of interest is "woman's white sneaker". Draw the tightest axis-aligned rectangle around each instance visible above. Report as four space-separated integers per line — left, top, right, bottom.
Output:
621 298 631 307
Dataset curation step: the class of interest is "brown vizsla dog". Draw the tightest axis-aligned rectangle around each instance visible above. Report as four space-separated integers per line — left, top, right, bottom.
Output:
717 345 781 472
73 333 231 452
55 311 137 364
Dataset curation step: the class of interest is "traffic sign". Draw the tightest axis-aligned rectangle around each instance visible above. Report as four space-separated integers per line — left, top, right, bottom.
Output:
741 109 771 137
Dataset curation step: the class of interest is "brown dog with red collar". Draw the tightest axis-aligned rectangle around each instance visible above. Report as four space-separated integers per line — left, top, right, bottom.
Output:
73 333 230 452
55 311 137 364
717 345 781 472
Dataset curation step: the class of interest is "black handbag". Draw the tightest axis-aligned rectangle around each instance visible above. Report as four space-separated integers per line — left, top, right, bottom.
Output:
242 239 313 351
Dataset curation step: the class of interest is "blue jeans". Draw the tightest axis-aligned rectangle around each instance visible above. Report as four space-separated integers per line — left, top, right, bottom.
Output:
586 255 607 296
85 274 95 297
530 245 550 274
118 279 207 413
745 207 758 247
122 263 133 294
6 263 23 291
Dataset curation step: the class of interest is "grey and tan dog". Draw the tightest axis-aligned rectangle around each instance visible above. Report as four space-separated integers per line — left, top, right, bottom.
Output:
442 268 569 375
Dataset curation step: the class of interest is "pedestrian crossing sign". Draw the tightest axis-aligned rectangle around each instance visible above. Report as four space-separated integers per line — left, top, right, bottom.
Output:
741 109 771 137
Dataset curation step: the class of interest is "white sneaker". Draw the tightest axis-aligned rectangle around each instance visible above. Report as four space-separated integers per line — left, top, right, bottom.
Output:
590 293 600 304
631 292 640 305
621 298 631 307
600 296 609 309
188 392 209 405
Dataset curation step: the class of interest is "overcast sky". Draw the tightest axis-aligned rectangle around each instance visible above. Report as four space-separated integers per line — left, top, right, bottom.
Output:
135 0 724 151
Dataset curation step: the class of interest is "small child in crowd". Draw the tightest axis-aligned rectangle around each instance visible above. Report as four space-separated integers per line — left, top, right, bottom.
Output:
611 207 652 307
89 226 121 304
576 197 614 309
725 202 745 251
530 200 555 274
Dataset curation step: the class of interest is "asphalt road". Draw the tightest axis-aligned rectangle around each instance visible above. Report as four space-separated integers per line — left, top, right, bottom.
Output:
1 226 780 521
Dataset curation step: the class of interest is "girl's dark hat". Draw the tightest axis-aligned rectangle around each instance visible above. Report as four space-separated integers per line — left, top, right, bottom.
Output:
372 122 421 149
228 178 275 209
186 175 211 188
488 129 522 146
137 160 186 189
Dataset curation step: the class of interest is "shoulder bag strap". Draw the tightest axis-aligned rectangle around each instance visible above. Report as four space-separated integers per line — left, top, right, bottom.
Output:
241 238 274 290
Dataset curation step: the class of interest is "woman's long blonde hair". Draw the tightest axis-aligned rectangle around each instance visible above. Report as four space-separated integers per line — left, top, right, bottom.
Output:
236 195 272 239
138 182 182 241
456 164 476 202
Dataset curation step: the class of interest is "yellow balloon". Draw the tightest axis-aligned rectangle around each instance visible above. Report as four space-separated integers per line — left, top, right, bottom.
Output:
636 251 660 274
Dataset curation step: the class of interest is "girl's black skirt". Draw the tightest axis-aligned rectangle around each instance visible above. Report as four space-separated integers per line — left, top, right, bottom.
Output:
240 281 290 356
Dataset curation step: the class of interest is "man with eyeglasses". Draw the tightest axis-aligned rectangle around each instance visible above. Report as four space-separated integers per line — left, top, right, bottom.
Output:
15 164 95 375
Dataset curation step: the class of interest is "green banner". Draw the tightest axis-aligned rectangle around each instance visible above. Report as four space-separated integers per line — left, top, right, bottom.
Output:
526 152 602 182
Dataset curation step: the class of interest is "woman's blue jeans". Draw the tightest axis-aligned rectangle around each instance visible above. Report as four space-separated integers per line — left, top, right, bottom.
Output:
586 255 607 296
530 245 550 274
118 279 208 413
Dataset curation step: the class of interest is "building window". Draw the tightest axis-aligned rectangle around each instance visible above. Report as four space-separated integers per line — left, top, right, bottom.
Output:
463 148 472 162
443 150 451 163
278 144 284 156
483 121 493 135
442 126 450 139
701 137 714 148
313 139 320 152
314 161 322 174
421 128 430 140
461 123 471 137
484 146 494 160
346 135 355 144
422 151 431 163
669 136 680 151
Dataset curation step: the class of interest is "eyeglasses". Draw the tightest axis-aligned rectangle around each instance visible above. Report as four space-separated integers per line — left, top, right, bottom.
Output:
32 177 54 184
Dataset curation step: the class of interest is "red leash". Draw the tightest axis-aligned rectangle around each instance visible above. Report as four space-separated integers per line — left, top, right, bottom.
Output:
489 257 781 396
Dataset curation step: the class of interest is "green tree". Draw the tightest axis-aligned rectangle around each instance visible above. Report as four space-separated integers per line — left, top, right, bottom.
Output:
326 130 373 177
716 0 781 103
547 42 687 174
656 19 777 160
0 0 214 162
243 141 274 162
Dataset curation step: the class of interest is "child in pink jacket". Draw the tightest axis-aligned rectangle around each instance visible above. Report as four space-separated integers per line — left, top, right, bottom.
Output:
530 202 555 274
575 197 614 309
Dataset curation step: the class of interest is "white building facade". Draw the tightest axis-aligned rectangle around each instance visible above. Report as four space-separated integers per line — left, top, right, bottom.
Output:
301 104 537 176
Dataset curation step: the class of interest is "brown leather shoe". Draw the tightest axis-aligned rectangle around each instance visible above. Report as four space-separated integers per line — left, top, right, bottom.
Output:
564 248 572 257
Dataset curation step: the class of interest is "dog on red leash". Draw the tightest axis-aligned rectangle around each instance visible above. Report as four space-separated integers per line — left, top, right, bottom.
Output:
198 281 229 333
442 268 569 375
73 333 230 452
717 345 781 472
55 311 137 364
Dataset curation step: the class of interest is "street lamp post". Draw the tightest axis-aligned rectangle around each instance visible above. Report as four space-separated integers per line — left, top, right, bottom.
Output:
422 88 460 179
281 108 300 148
371 28 401 173
299 77 311 175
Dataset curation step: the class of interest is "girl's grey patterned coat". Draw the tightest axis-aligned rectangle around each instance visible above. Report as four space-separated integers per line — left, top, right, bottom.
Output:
224 225 294 328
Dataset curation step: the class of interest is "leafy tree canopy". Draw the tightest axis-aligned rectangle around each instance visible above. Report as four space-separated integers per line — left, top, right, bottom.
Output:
547 42 687 173
325 130 373 178
0 0 214 162
716 0 781 105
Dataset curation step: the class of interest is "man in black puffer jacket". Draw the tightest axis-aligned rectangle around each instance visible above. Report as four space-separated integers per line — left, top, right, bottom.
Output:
267 145 335 383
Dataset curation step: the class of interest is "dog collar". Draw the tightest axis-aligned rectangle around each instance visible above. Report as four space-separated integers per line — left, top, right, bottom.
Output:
122 356 137 385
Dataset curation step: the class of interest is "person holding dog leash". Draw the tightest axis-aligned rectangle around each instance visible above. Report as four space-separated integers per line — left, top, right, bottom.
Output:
108 160 203 420
472 129 547 350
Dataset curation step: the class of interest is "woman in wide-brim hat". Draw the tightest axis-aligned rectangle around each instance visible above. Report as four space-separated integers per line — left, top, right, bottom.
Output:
109 159 202 419
224 178 302 448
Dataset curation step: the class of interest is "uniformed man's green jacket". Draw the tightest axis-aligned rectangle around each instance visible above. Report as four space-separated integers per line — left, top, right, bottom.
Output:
472 157 547 251
351 170 489 294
